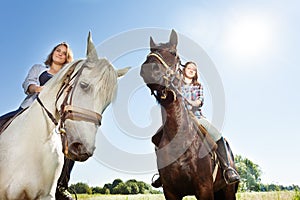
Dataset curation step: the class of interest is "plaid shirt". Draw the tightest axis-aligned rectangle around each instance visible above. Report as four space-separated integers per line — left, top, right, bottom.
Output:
181 83 204 118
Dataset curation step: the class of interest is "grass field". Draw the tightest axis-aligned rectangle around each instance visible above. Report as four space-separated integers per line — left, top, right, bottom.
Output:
73 191 296 200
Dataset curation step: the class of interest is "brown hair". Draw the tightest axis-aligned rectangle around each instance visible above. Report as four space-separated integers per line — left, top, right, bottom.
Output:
44 42 73 66
183 61 200 86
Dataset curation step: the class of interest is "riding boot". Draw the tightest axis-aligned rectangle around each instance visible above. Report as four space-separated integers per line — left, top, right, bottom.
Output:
55 157 75 200
216 137 240 184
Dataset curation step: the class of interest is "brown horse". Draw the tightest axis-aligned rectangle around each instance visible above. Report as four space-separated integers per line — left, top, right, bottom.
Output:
140 29 238 200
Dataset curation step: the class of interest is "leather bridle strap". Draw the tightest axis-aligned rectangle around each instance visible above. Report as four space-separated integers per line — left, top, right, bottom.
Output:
147 52 172 70
63 105 102 126
37 96 58 126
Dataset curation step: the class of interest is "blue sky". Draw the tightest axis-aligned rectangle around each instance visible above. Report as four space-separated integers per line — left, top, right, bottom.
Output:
1 0 300 187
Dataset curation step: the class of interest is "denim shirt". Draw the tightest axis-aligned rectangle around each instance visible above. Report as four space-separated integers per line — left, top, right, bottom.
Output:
20 64 49 108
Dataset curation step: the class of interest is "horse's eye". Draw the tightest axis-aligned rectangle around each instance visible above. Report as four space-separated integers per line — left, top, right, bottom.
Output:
80 82 89 90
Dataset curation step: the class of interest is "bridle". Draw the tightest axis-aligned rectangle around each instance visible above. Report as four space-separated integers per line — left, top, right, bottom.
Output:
37 60 102 137
57 61 102 128
146 52 182 101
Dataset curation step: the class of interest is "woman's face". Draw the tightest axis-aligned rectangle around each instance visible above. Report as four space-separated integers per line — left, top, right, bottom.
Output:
184 63 197 79
52 45 67 65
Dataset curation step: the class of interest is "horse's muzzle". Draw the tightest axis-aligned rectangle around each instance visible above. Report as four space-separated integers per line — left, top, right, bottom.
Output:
67 142 95 161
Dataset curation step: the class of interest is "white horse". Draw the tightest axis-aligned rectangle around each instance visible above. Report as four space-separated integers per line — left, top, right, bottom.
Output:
0 32 130 200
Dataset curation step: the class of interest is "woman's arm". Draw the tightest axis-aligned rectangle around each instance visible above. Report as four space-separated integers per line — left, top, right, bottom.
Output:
187 84 204 107
22 64 44 95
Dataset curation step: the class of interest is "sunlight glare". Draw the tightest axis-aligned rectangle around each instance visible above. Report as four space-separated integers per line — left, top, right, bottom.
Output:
224 15 273 61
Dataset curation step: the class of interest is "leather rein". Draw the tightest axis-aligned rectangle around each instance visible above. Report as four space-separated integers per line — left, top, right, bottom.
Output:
37 60 102 136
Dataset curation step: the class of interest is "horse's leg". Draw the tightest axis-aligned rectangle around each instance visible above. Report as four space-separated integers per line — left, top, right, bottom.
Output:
214 181 238 200
224 184 238 200
163 188 182 200
194 185 214 200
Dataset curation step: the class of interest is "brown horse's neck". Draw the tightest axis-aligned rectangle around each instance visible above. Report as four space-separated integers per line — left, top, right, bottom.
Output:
161 97 194 142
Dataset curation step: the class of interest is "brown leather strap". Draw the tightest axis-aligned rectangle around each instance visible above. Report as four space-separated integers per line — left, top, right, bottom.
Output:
63 105 102 126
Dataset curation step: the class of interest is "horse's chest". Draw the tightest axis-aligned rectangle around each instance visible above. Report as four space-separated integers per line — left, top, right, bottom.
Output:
161 153 196 182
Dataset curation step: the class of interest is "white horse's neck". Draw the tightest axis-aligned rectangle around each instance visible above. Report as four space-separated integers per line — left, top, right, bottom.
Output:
6 61 82 140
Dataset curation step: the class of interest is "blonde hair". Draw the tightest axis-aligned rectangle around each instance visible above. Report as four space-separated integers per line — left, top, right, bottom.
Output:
44 42 73 66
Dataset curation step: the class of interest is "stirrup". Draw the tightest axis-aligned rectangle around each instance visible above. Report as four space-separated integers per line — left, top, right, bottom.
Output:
151 173 162 188
151 173 160 184
223 167 240 184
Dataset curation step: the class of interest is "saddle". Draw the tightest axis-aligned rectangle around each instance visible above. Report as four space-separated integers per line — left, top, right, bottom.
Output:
152 111 217 153
0 108 27 135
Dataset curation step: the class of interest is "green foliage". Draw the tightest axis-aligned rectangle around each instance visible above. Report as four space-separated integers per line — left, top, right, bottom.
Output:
235 155 262 192
70 178 161 195
112 182 131 194
91 186 102 194
234 155 300 193
69 158 300 195
293 188 300 200
69 182 92 194
112 178 123 188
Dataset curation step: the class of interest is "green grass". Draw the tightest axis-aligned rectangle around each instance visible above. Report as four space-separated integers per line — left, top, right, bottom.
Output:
73 191 296 200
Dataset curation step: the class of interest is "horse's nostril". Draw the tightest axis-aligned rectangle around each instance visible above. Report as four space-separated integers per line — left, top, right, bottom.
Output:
70 142 83 152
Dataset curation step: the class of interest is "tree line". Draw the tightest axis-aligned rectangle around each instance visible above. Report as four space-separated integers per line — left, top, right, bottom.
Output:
69 155 300 194
235 155 300 192
69 179 161 195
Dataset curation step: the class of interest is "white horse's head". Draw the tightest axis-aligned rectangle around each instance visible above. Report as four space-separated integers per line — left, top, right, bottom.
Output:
46 32 130 161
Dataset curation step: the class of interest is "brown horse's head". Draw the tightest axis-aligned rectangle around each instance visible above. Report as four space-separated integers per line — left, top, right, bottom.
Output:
140 30 181 104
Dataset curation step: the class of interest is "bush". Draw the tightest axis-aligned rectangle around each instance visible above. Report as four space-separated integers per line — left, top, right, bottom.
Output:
293 189 300 200
69 182 92 194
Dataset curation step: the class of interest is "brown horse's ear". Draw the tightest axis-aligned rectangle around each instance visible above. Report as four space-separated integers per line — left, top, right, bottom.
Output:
169 29 178 47
150 36 156 49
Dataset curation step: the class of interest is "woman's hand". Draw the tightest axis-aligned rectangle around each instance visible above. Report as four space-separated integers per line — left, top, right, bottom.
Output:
186 99 201 107
28 84 44 94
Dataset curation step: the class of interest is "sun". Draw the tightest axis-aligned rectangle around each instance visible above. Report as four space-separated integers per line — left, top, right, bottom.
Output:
224 14 274 61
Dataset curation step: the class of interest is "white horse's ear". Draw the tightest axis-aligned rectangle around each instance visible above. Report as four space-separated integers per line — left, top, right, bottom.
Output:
87 31 98 62
117 67 131 77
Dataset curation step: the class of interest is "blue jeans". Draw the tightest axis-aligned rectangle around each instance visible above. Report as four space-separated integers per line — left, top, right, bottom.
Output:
197 117 222 142
0 107 23 127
